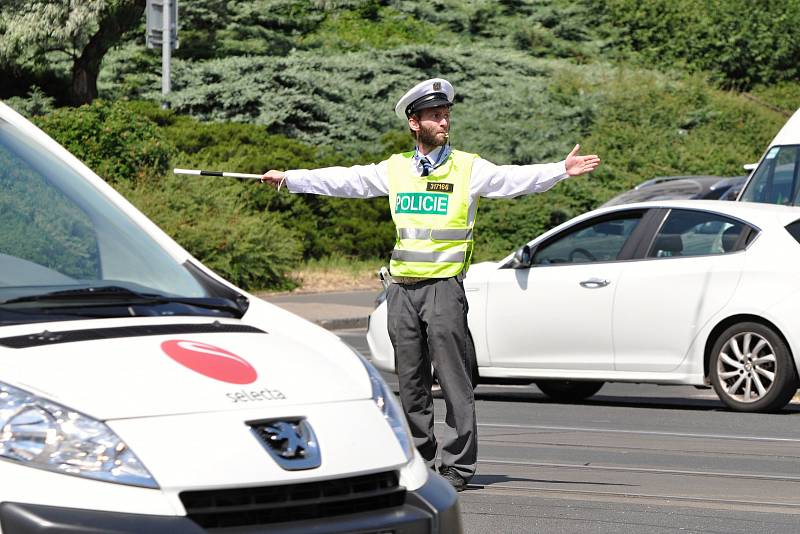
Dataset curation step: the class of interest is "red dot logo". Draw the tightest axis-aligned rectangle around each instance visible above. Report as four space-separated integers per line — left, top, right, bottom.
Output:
161 340 258 384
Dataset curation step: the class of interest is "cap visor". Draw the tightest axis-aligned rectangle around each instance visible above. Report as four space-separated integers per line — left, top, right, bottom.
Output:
409 98 452 114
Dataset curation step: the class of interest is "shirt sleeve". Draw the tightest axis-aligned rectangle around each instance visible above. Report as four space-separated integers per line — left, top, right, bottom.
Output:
284 161 389 198
470 157 570 198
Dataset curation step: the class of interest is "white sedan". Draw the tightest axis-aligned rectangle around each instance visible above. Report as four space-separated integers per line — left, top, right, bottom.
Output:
0 101 460 532
368 200 800 413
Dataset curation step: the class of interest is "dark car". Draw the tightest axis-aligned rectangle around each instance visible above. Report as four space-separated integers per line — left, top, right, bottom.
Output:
601 175 747 208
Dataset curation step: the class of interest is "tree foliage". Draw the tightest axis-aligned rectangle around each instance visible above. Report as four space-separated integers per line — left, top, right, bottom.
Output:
0 0 145 105
0 1 104 60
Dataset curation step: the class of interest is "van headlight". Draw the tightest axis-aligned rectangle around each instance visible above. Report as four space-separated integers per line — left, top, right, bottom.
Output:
0 381 157 488
352 348 414 462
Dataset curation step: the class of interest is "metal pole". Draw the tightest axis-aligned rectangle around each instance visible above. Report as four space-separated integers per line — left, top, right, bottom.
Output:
161 0 171 109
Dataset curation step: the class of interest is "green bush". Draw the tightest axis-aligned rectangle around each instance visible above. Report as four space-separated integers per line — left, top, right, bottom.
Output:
155 109 397 261
588 0 800 89
568 68 786 184
117 174 303 290
299 4 440 51
4 86 56 117
98 43 162 101
34 100 172 183
111 103 397 266
142 46 590 166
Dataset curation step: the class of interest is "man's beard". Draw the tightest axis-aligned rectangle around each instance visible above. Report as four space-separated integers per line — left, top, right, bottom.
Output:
418 123 448 147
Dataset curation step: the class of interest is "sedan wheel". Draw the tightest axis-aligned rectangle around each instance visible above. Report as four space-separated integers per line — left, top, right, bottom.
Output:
710 322 797 412
536 380 604 402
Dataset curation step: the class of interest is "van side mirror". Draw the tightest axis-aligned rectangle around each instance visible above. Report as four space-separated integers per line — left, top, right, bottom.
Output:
510 245 532 269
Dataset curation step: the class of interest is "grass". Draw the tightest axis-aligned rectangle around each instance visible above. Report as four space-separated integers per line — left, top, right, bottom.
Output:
265 256 385 294
748 82 800 117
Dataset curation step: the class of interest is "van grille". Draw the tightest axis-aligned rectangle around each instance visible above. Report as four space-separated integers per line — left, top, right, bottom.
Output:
180 471 404 529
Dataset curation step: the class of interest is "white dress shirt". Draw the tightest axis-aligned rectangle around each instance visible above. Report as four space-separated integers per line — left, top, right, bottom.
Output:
284 146 570 202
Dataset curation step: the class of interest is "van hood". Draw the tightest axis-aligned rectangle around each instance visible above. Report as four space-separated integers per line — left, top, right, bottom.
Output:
0 319 370 420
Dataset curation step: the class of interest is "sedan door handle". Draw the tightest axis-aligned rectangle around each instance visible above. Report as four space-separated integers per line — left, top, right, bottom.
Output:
579 278 610 289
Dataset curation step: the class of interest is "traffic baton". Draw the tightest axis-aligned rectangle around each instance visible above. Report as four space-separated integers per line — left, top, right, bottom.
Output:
173 168 262 180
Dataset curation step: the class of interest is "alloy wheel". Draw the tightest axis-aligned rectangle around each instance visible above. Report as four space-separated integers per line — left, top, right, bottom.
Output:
716 331 776 403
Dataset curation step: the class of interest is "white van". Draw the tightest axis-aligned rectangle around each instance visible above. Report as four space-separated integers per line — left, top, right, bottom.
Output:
738 108 800 205
0 102 461 533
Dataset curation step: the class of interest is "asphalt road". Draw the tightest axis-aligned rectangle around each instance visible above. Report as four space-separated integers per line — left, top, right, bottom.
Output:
337 328 800 534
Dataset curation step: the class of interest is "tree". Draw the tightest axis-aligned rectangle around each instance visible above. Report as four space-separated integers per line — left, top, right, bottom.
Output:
0 0 145 105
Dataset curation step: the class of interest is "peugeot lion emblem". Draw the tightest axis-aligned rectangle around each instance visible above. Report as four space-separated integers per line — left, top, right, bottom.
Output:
248 418 321 470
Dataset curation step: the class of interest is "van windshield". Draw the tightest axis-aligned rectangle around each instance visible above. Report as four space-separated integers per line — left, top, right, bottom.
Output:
739 145 800 205
0 118 245 324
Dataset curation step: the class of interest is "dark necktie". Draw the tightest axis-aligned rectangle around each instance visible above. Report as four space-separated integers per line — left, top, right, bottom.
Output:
420 157 433 177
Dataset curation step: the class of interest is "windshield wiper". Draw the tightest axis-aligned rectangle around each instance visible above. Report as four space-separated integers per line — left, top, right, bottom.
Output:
0 285 246 317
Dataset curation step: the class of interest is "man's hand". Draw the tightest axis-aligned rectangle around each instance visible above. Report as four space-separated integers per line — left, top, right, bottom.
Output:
260 170 286 188
565 144 601 177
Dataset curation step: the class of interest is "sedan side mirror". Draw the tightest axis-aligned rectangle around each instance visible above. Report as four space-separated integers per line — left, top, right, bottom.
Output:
510 245 532 269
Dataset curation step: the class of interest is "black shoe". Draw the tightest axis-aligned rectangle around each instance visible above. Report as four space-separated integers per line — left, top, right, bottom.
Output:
439 466 467 492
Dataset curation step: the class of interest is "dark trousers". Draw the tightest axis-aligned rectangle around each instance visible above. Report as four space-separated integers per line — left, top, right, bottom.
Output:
386 276 477 480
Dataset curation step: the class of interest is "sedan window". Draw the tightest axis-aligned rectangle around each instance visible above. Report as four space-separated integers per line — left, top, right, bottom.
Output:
647 209 747 258
533 214 642 265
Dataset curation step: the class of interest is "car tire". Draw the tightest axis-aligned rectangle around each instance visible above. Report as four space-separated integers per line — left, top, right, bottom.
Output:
535 380 604 402
709 322 797 413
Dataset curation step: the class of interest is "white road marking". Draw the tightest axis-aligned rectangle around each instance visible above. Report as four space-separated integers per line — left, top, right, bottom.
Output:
472 422 800 443
478 457 800 482
462 483 800 512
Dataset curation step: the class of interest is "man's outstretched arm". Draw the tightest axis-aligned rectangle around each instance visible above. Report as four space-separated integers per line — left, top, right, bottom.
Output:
473 144 601 198
260 163 389 198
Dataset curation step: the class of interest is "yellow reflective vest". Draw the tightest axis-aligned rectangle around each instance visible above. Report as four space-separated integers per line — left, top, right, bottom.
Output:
388 149 478 278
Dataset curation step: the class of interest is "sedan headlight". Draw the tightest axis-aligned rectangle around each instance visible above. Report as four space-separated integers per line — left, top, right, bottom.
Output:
0 381 157 488
352 348 415 462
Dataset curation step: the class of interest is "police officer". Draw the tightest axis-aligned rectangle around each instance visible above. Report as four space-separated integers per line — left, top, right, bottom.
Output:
261 78 600 491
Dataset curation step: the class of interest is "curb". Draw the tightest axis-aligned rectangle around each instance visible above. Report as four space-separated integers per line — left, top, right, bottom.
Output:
316 317 369 331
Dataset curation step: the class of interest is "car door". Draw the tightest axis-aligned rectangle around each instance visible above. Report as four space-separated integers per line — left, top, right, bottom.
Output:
485 210 646 371
613 208 750 372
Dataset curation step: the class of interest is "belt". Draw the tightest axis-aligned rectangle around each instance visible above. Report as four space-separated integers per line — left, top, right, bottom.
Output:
391 273 464 285
391 275 432 285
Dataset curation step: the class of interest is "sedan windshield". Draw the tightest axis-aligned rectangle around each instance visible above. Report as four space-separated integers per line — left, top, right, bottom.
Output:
0 118 245 325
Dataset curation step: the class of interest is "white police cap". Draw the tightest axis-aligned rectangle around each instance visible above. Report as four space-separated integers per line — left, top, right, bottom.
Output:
394 78 455 121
